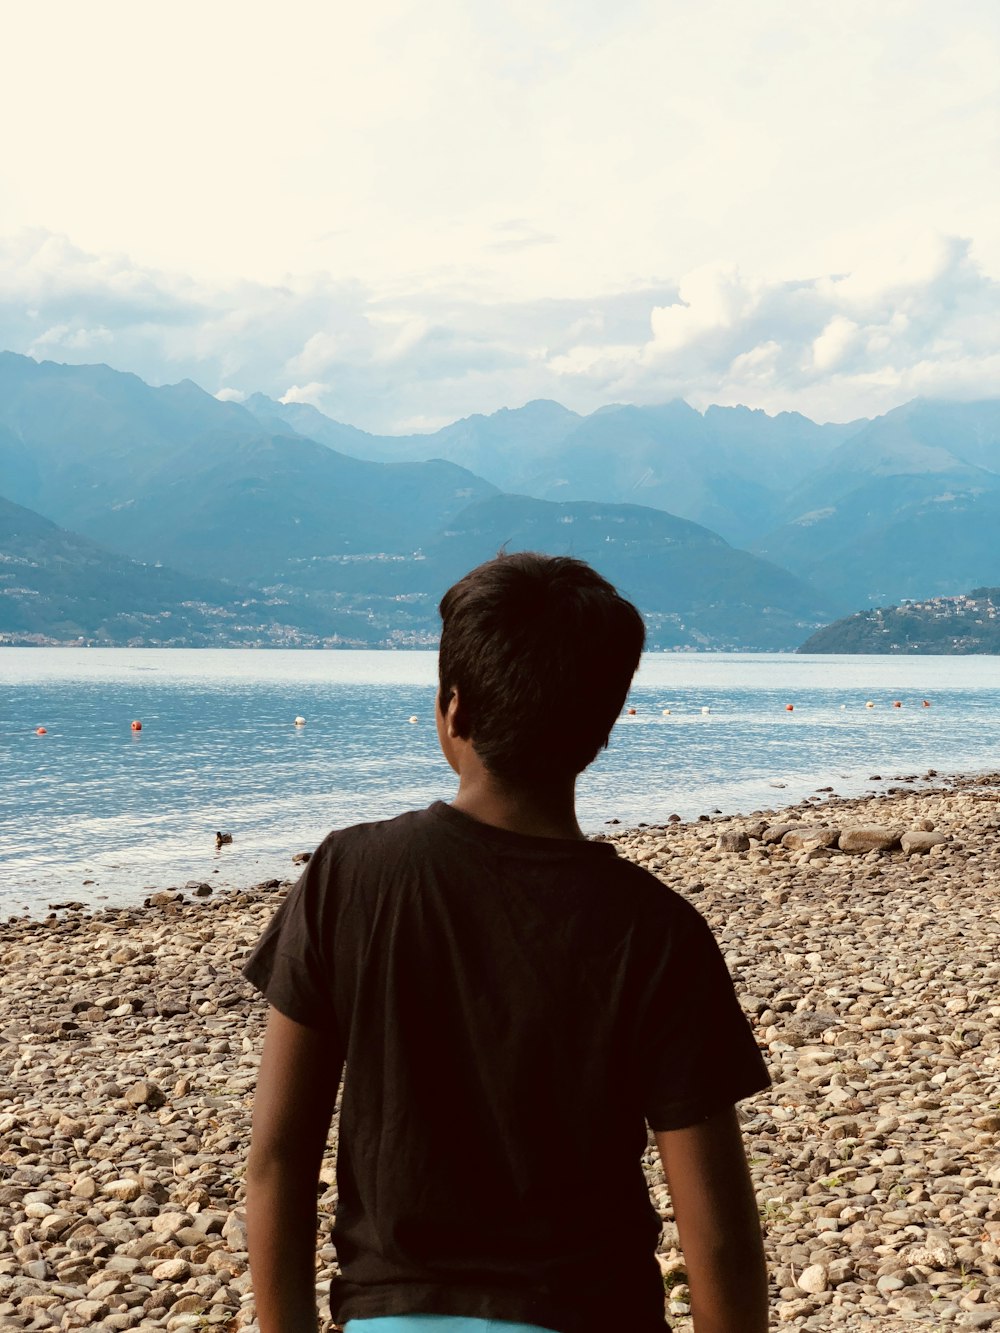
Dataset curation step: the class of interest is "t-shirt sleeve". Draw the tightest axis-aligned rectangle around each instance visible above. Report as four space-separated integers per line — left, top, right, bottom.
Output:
242 841 339 1033
640 899 770 1132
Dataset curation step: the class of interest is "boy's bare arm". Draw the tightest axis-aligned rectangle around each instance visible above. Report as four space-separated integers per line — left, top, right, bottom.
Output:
655 1106 768 1333
247 1006 342 1333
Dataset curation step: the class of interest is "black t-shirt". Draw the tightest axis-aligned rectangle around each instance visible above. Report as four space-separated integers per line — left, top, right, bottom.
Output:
244 802 769 1333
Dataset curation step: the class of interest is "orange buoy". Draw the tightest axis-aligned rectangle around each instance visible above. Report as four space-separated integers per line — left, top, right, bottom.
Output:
922 699 931 707
892 701 902 709
131 720 142 731
627 707 637 715
785 704 794 711
35 726 47 735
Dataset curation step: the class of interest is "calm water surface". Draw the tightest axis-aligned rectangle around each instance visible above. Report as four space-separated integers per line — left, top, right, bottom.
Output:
1 648 997 915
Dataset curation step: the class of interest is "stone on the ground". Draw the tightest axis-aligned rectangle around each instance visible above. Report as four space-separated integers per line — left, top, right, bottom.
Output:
717 830 751 852
837 825 902 852
901 829 949 854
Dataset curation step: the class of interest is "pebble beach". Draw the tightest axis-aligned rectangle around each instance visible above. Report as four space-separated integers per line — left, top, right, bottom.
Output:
1 772 999 1331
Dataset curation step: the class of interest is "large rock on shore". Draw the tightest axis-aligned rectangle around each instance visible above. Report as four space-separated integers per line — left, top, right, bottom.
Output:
837 825 902 852
781 826 840 851
761 822 797 844
901 829 949 854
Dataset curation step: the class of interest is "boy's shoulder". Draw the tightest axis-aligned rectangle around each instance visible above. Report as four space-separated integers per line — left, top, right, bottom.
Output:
308 803 703 927
313 800 634 871
309 802 445 863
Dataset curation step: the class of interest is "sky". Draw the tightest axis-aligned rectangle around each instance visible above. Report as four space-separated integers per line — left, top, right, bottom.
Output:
1 0 998 432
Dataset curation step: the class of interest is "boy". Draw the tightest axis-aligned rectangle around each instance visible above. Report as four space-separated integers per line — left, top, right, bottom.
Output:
244 552 770 1333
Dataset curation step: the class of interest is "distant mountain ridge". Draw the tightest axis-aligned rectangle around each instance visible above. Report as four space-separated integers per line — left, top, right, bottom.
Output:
244 392 860 549
754 398 1000 605
2 350 999 648
0 352 498 580
245 388 1000 609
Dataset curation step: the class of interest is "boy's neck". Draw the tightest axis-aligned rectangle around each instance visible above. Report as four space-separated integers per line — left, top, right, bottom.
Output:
450 770 584 841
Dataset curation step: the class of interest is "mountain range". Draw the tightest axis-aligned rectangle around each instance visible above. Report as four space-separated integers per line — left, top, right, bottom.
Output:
245 390 1000 608
1 350 998 649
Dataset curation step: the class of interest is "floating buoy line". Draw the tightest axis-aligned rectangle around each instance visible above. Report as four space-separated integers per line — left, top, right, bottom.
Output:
625 697 934 719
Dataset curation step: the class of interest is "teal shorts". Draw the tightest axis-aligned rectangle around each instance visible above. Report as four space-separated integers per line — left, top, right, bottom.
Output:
344 1318 557 1333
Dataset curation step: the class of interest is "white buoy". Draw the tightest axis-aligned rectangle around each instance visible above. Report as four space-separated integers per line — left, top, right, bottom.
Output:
661 708 671 716
865 701 874 709
294 716 306 726
408 715 418 724
700 705 711 714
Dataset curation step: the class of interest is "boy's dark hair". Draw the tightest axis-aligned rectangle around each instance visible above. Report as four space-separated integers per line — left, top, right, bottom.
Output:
438 551 646 785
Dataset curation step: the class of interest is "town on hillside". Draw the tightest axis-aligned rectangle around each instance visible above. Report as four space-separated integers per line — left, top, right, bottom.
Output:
799 588 1000 654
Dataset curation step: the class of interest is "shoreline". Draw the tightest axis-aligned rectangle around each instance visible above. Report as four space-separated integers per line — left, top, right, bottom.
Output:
7 763 998 925
2 774 999 1330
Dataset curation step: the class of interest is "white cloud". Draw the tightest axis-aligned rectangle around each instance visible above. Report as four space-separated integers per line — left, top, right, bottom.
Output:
567 312 605 339
2 226 999 431
542 232 1000 422
214 387 246 403
727 341 781 386
649 264 762 355
547 343 641 380
280 383 330 408
812 317 861 372
285 332 349 380
366 314 431 364
28 322 114 354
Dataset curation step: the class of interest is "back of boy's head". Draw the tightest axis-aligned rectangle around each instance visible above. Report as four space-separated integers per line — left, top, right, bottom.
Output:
438 551 645 785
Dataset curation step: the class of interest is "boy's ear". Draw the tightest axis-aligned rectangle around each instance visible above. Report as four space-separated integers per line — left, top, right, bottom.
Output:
444 686 468 738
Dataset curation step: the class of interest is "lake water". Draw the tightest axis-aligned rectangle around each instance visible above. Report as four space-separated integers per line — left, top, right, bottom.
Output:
1 648 998 916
